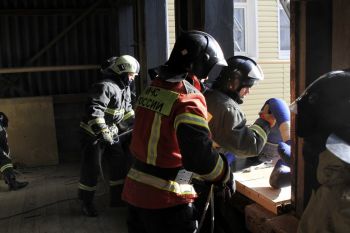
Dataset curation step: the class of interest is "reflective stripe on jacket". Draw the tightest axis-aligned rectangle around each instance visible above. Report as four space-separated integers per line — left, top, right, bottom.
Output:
80 78 134 136
205 89 270 157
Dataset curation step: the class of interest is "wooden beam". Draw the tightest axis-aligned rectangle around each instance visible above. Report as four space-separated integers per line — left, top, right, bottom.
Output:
0 65 99 74
0 8 110 16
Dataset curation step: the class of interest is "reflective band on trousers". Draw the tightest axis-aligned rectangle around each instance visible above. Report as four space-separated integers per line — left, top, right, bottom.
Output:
127 168 197 196
0 163 13 173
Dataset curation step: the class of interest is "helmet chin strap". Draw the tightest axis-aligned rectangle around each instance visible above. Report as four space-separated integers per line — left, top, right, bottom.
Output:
227 79 245 104
224 89 243 104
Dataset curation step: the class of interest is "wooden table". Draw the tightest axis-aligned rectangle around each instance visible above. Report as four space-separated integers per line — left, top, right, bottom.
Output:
234 162 291 214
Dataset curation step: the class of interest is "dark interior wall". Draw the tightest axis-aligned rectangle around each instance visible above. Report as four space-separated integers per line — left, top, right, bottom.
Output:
0 0 140 163
332 0 350 69
0 0 137 98
204 0 234 59
293 0 334 216
174 0 234 81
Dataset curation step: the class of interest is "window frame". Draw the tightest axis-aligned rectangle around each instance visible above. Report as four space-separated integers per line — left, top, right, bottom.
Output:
278 3 291 59
234 0 258 58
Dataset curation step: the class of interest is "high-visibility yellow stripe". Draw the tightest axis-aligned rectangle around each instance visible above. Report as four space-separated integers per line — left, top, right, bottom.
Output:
127 168 197 196
105 108 125 116
200 156 224 181
0 163 13 173
122 110 135 121
249 124 267 144
88 117 105 126
174 113 209 131
109 179 124 186
147 113 162 165
78 183 97 191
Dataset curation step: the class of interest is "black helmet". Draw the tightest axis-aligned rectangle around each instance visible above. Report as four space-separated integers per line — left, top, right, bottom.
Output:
290 70 350 138
212 56 264 103
165 30 227 80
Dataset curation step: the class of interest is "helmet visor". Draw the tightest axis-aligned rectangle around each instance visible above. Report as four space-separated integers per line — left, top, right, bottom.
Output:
247 64 264 80
289 70 345 115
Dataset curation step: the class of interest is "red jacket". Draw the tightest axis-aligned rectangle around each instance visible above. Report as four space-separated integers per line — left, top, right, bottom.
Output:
122 77 225 209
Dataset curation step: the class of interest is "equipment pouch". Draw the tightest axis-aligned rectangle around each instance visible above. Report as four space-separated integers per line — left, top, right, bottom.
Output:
175 169 193 184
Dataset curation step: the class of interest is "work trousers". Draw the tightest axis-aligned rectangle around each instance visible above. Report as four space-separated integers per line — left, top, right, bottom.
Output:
0 128 13 176
127 203 197 233
0 152 13 176
78 134 132 203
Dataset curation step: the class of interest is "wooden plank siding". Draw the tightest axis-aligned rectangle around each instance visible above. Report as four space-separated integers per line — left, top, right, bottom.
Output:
166 0 290 124
242 0 290 124
167 0 176 57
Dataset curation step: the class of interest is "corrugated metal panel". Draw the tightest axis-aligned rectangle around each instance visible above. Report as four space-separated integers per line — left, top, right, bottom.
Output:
0 0 135 98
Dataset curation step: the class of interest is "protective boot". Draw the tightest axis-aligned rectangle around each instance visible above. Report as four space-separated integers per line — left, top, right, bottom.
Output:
3 172 28 191
78 189 98 217
109 185 126 207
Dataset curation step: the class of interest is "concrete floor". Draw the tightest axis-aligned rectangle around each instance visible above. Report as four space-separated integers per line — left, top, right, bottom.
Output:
0 163 127 233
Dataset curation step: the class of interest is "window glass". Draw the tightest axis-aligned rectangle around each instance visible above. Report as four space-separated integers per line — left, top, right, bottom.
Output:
279 8 290 51
233 0 256 57
234 8 246 52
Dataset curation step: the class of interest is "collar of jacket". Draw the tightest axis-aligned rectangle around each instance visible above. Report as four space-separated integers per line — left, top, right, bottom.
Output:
326 133 350 164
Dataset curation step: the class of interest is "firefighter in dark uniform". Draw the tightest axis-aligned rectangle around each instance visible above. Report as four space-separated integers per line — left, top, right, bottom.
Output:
0 112 28 191
122 30 266 233
203 56 276 233
78 55 140 217
205 56 275 162
290 70 350 233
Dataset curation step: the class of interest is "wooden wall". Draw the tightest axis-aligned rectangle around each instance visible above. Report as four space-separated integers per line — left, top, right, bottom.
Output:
241 0 290 124
0 97 59 167
332 0 350 69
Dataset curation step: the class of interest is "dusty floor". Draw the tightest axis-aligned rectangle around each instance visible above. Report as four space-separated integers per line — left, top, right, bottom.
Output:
0 163 127 233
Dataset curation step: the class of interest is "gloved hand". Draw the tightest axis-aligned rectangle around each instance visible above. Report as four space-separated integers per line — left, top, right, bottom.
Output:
214 153 236 202
269 159 291 189
265 98 290 125
224 152 236 167
265 98 290 141
259 104 276 127
278 141 291 166
267 124 283 144
99 128 114 145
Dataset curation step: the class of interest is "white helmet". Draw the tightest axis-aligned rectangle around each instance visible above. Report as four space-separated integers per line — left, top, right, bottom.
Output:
101 55 140 76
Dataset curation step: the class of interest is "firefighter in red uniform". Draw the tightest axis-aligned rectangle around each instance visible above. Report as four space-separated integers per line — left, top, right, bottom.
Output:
78 55 140 217
122 30 242 233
